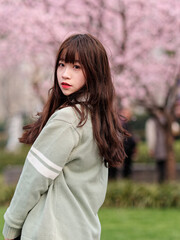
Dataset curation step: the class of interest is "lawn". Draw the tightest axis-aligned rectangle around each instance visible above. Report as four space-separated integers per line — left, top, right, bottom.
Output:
1 207 180 240
99 208 180 240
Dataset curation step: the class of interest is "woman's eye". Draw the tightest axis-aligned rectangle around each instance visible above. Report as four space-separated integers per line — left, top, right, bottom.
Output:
58 62 64 67
74 65 80 69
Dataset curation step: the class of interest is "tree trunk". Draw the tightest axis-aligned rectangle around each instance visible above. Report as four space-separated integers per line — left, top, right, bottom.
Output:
166 119 176 181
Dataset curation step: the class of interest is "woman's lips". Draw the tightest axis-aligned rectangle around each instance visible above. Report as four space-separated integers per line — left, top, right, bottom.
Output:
61 82 72 89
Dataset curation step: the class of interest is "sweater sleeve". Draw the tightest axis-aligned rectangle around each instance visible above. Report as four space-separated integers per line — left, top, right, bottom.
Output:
3 118 79 239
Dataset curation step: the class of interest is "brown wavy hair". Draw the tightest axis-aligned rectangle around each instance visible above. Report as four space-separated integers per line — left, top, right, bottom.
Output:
19 33 129 167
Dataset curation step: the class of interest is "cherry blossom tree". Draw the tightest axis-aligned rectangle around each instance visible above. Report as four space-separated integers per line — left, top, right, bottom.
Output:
0 0 180 179
97 0 180 180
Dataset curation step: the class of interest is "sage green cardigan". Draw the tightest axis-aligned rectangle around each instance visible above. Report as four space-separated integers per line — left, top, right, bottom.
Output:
3 106 108 240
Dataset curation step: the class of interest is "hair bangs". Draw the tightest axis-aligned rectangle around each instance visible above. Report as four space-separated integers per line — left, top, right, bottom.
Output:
59 41 82 65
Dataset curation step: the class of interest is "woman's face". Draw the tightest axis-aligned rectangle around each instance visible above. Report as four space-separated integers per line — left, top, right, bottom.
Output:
57 57 86 96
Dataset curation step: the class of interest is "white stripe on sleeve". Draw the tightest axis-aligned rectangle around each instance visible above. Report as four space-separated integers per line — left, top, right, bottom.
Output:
31 146 62 171
27 152 59 180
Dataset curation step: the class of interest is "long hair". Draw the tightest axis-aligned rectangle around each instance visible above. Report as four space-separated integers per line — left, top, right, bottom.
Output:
19 33 129 167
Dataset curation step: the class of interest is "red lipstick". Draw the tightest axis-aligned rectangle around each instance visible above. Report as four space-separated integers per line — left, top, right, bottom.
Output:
61 82 71 89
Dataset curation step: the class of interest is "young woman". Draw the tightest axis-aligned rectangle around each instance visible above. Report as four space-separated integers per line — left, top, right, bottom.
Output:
3 33 128 240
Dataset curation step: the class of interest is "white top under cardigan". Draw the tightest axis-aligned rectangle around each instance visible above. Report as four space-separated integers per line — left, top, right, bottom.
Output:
3 105 108 240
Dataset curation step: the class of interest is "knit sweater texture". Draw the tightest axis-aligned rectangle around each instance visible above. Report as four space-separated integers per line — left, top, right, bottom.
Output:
3 106 108 240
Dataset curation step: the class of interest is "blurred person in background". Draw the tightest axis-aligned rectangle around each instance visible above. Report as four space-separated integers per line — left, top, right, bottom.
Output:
145 108 167 183
121 108 137 179
109 107 137 180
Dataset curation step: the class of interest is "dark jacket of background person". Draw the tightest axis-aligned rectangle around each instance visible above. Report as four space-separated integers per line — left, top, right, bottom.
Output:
109 108 137 180
122 121 137 179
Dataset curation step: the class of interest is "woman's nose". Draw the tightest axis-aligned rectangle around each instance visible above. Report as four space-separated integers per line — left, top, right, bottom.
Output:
62 66 71 79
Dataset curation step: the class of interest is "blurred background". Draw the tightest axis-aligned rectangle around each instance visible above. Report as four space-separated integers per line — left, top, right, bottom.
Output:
0 0 180 239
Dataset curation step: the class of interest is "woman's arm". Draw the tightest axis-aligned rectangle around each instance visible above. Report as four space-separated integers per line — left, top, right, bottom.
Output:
3 117 79 239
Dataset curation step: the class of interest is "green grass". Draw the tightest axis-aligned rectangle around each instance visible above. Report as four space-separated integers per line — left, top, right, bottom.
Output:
99 208 180 240
0 207 6 240
1 207 180 240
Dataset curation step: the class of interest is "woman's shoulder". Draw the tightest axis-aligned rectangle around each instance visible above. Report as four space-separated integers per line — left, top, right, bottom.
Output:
49 106 80 125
